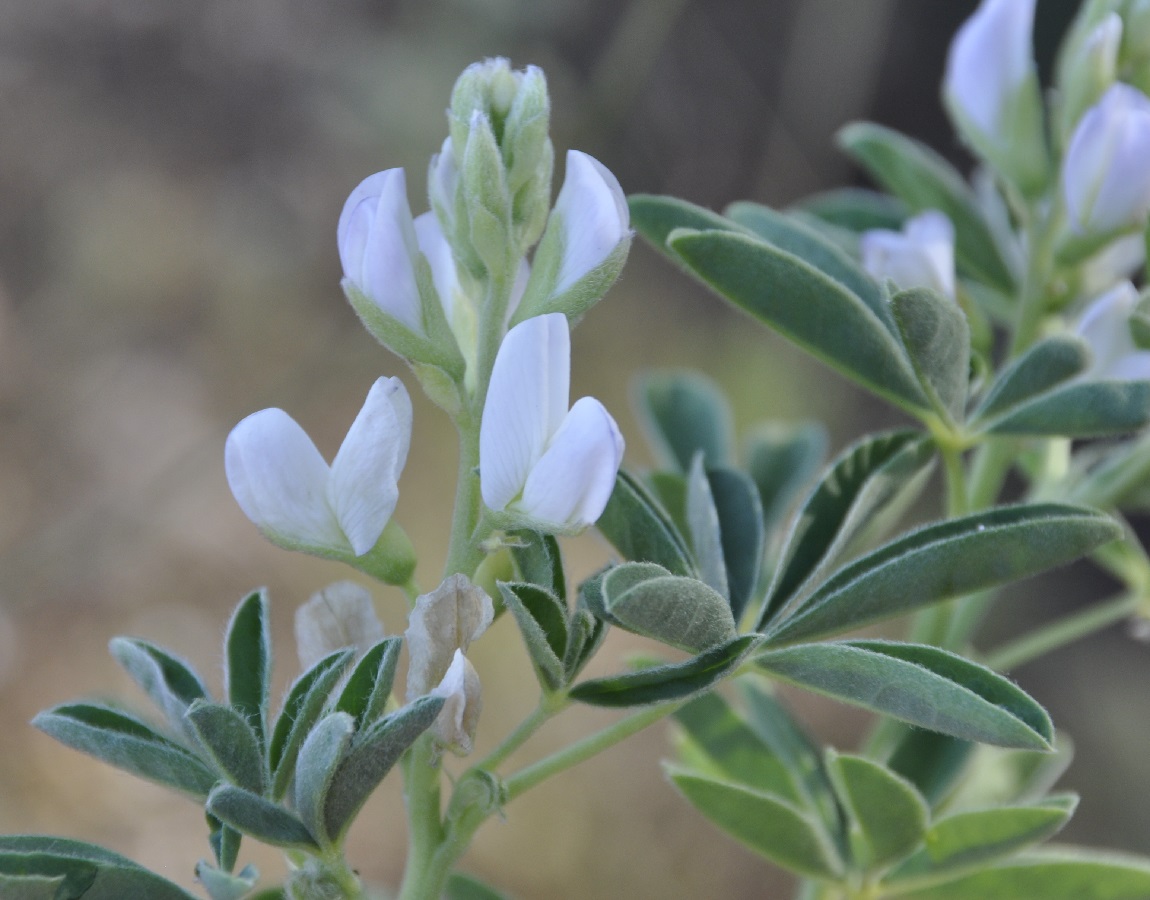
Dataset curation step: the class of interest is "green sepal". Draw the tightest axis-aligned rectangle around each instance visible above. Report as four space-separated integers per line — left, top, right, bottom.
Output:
666 766 844 879
595 470 695 576
569 634 758 707
755 640 1053 750
32 703 218 799
185 700 266 795
334 637 403 726
498 582 568 691
268 650 355 799
836 122 1018 292
321 695 445 845
508 529 566 602
759 429 933 630
0 837 199 900
890 287 971 422
225 590 272 755
724 200 891 331
886 797 1076 890
666 227 929 413
745 421 828 539
762 504 1120 646
206 784 320 851
634 370 734 472
343 281 466 378
108 637 209 741
825 750 928 871
971 335 1089 425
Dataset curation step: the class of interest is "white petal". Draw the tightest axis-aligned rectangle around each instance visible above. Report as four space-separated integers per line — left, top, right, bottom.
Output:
328 377 412 556
860 211 955 299
944 0 1035 134
337 168 424 332
1076 281 1141 379
430 649 482 756
427 137 459 231
404 574 494 700
480 313 570 511
519 396 625 528
225 408 343 551
414 211 462 322
552 150 629 295
295 581 386 670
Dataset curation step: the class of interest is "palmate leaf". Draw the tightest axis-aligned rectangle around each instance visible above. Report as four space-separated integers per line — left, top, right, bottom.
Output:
185 701 266 795
761 504 1120 646
890 287 971 421
755 641 1052 750
206 784 320 851
971 335 1089 424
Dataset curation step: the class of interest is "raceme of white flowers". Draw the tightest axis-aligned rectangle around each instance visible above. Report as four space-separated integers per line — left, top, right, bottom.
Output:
1063 82 1150 235
1075 281 1150 381
479 312 625 533
860 210 957 300
225 376 412 558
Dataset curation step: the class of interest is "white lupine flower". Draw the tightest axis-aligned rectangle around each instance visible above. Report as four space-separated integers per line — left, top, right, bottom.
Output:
550 150 629 295
430 649 483 755
479 313 624 531
944 0 1035 136
860 211 956 299
1063 83 1150 234
295 581 386 670
338 168 424 333
1075 281 1150 381
225 377 412 557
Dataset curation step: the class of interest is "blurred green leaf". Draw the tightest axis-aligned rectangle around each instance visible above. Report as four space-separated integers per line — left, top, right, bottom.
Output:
744 422 828 539
985 380 1150 437
666 227 929 412
194 861 259 900
973 336 1089 424
499 582 568 691
225 590 272 754
667 767 843 879
570 635 758 707
0 874 66 900
186 701 266 795
596 470 695 576
827 751 928 871
109 637 209 740
629 193 746 259
686 454 730 601
837 122 1017 292
635 370 734 472
206 784 319 851
445 873 511 900
793 187 908 232
32 703 218 799
763 504 1120 646
891 287 971 421
886 730 974 808
705 466 765 623
760 430 933 630
755 641 1053 750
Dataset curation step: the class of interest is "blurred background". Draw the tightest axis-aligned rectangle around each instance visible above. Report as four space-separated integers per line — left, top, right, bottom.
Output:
1 0 1147 896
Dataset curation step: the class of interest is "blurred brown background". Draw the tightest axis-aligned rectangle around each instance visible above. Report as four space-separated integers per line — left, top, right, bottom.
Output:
2 0 1147 897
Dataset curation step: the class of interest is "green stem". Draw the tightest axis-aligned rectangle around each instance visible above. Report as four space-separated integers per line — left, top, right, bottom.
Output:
396 737 445 900
442 414 486 579
473 696 565 773
983 591 1141 672
504 699 686 801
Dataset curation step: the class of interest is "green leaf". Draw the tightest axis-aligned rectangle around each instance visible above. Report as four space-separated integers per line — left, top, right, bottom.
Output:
334 637 403 727
971 335 1089 424
563 605 608 683
32 703 218 799
322 695 445 843
826 751 928 871
0 837 198 900
705 466 765 623
0 873 65 900
294 712 355 848
725 200 890 329
947 739 1075 810
755 640 1053 750
569 635 758 707
508 529 566 602
760 430 933 630
195 861 259 900
667 767 843 879
635 370 734 471
206 813 240 874
985 380 1150 437
498 582 568 691
837 122 1017 292
673 692 802 803
108 637 209 739
225 590 272 754
186 701 266 794
596 470 695 576
629 193 747 258
793 187 908 232
887 797 1075 888
686 454 729 601
445 872 511 900
763 504 1120 646
886 730 974 807
600 563 736 653
206 784 320 851
744 422 828 537
888 848 1150 899
666 228 929 411
268 650 354 799
890 287 971 421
